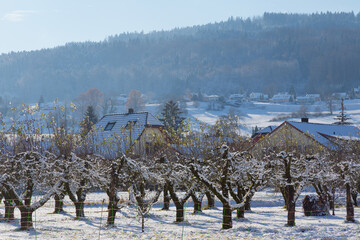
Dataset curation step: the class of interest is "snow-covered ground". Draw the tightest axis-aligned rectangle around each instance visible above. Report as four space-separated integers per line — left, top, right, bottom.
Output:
1 191 360 239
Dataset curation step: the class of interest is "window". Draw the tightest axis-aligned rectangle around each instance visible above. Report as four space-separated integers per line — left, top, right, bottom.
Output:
125 120 137 129
104 122 116 131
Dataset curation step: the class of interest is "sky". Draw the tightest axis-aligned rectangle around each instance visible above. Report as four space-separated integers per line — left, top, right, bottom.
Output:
0 0 359 54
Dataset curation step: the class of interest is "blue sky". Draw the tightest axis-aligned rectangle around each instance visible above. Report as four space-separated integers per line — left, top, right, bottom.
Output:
0 0 359 54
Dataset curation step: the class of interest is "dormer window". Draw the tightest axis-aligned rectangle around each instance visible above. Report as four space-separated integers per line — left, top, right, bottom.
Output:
104 122 116 131
126 120 137 129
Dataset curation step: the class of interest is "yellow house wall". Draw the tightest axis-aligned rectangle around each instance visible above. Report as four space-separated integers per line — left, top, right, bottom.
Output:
133 127 165 156
250 122 325 158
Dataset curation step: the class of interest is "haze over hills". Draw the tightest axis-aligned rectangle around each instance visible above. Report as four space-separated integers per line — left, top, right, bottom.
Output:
1 12 360 102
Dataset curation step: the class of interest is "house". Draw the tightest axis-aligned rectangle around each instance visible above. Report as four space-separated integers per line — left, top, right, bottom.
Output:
296 96 313 104
205 95 221 102
352 87 360 98
249 92 269 101
332 92 349 100
306 94 321 102
270 93 292 103
251 125 278 143
94 108 166 156
229 94 244 101
226 94 244 106
296 94 321 104
250 118 360 158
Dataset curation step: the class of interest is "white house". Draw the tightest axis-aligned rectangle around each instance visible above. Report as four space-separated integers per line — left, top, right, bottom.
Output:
296 96 312 104
332 92 349 100
270 93 292 103
306 94 321 102
226 94 244 106
229 94 244 101
249 92 269 101
206 95 221 102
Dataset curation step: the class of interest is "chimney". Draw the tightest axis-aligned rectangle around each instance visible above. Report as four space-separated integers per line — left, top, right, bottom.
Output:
301 117 309 123
128 108 134 114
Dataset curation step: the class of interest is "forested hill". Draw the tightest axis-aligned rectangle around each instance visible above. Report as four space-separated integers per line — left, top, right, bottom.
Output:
1 12 360 102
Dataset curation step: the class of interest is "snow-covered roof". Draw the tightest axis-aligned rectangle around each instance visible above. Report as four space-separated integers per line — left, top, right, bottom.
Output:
271 93 291 100
95 111 163 144
306 94 320 98
250 92 262 98
207 95 220 100
257 125 278 134
249 92 269 99
287 121 360 149
332 92 348 97
296 96 312 100
229 94 244 99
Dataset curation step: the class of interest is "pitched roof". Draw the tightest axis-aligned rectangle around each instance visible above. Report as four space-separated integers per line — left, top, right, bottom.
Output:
286 121 360 149
95 111 163 144
257 125 278 134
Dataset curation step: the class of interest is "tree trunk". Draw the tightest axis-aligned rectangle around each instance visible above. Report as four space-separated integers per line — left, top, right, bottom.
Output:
107 205 117 226
4 199 15 221
141 215 145 233
351 191 358 207
328 196 334 210
75 202 85 219
346 183 355 222
20 208 33 230
175 203 185 222
331 188 335 216
245 197 251 211
205 191 215 209
287 186 295 227
236 207 245 219
106 186 121 226
107 195 119 226
280 187 289 210
53 193 65 214
222 203 232 229
191 195 202 214
162 187 170 210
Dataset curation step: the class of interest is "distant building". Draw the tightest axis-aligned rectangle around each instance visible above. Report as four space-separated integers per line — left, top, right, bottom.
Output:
249 92 269 101
352 87 360 98
306 94 321 102
332 92 349 100
296 96 313 104
229 94 244 101
205 95 221 102
270 93 292 103
296 94 321 104
226 94 244 106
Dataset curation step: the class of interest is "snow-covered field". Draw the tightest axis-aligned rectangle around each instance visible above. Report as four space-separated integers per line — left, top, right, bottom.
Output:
1 191 360 239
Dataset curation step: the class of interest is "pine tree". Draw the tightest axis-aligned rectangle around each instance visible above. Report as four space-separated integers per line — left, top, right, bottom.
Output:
334 98 352 125
289 85 296 100
160 100 185 134
38 95 44 108
80 105 99 138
